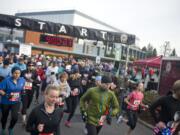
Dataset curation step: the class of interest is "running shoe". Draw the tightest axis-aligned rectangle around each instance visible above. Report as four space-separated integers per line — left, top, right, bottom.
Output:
117 115 123 124
83 127 88 134
22 121 27 127
34 99 39 104
8 128 13 135
64 121 71 127
1 129 5 135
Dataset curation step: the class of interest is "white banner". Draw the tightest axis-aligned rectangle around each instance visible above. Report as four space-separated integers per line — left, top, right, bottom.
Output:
19 44 32 56
96 56 101 64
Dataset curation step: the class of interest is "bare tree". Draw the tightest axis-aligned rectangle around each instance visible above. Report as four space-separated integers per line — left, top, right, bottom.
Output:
160 41 171 57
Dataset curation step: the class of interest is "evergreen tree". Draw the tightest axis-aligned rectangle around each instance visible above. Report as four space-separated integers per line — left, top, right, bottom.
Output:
152 48 157 57
170 48 177 56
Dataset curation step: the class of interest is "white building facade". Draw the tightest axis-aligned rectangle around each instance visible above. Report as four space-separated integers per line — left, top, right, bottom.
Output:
0 10 146 61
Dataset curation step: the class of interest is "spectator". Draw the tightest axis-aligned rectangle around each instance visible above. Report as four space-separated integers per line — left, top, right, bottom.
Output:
150 80 180 125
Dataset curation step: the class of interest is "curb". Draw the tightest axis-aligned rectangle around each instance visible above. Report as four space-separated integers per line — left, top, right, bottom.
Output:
138 118 154 129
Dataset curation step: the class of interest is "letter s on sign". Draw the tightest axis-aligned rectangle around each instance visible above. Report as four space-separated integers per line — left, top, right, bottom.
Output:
15 18 22 27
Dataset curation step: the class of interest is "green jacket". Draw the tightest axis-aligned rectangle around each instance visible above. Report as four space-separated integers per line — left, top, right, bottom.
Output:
80 87 120 126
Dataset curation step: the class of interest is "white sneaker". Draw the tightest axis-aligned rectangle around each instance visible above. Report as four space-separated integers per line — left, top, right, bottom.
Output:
117 115 123 124
83 127 88 134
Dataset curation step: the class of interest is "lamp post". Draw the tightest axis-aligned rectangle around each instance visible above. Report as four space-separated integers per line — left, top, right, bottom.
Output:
125 44 130 76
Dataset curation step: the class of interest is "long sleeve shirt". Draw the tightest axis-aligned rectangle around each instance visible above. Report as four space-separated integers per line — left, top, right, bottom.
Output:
58 80 71 98
0 76 25 104
0 66 11 78
150 95 180 124
26 103 63 135
80 87 119 126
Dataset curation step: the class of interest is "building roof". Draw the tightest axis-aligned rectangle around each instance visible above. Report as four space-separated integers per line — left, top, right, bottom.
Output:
16 9 124 33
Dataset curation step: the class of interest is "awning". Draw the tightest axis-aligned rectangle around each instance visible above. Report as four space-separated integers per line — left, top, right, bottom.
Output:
133 56 162 68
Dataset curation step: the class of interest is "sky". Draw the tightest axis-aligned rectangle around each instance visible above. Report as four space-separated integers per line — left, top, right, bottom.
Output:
0 0 180 55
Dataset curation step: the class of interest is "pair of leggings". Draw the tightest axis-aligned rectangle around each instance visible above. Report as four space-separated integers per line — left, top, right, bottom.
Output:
126 109 138 130
21 89 34 115
86 123 102 135
1 103 20 129
34 85 40 100
65 96 79 121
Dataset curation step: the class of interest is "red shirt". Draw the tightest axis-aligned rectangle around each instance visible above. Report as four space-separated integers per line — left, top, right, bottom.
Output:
127 91 144 111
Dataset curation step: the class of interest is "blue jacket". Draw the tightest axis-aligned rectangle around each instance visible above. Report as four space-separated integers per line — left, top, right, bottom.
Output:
0 76 25 104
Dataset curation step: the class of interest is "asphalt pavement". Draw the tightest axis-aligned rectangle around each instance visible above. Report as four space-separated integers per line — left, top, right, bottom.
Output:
0 95 153 135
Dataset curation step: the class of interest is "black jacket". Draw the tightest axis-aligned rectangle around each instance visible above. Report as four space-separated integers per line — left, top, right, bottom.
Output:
21 69 40 86
150 95 180 124
26 103 63 135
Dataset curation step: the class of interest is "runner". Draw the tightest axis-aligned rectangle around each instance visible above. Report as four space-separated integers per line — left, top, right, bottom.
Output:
56 72 71 108
0 59 11 82
0 66 25 135
117 82 149 135
26 85 63 135
21 61 40 126
35 61 46 103
64 69 81 127
80 75 119 135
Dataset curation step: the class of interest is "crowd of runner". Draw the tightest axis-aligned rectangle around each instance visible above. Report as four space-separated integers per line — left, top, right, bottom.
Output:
0 52 179 135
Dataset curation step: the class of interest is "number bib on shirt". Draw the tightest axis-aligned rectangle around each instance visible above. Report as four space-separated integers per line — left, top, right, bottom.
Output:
98 115 106 126
9 92 20 101
39 133 54 135
133 100 141 105
24 82 32 90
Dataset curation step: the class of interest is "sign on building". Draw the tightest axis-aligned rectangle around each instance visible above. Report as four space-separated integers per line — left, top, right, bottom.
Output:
96 56 101 64
19 44 32 56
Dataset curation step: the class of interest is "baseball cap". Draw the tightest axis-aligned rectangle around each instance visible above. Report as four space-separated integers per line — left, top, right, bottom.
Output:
101 75 112 83
37 62 42 66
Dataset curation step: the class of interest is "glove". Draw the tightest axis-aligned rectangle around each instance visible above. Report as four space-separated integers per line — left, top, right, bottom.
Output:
81 111 87 122
106 114 112 125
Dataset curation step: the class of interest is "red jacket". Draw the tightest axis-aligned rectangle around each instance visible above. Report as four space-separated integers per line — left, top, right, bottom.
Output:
36 68 46 81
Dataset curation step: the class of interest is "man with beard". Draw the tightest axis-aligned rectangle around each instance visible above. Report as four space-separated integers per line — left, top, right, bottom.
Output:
80 75 119 135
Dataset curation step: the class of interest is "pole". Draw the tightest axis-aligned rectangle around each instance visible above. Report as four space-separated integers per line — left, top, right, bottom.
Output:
125 44 130 76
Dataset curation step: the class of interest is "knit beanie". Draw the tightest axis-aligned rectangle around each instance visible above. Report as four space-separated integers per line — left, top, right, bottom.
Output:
101 75 112 83
11 66 21 74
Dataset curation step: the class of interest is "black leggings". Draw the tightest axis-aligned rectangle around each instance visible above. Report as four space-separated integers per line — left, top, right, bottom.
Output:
34 85 40 100
65 96 79 121
126 110 138 130
1 103 20 129
86 123 102 135
21 90 34 115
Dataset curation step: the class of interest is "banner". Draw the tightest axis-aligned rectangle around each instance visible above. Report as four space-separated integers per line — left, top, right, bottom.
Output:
96 56 101 64
19 44 32 56
0 14 135 45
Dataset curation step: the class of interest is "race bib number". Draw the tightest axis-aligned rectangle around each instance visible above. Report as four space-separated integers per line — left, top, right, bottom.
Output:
39 133 54 135
9 92 20 101
98 115 106 126
24 82 32 90
133 100 141 105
